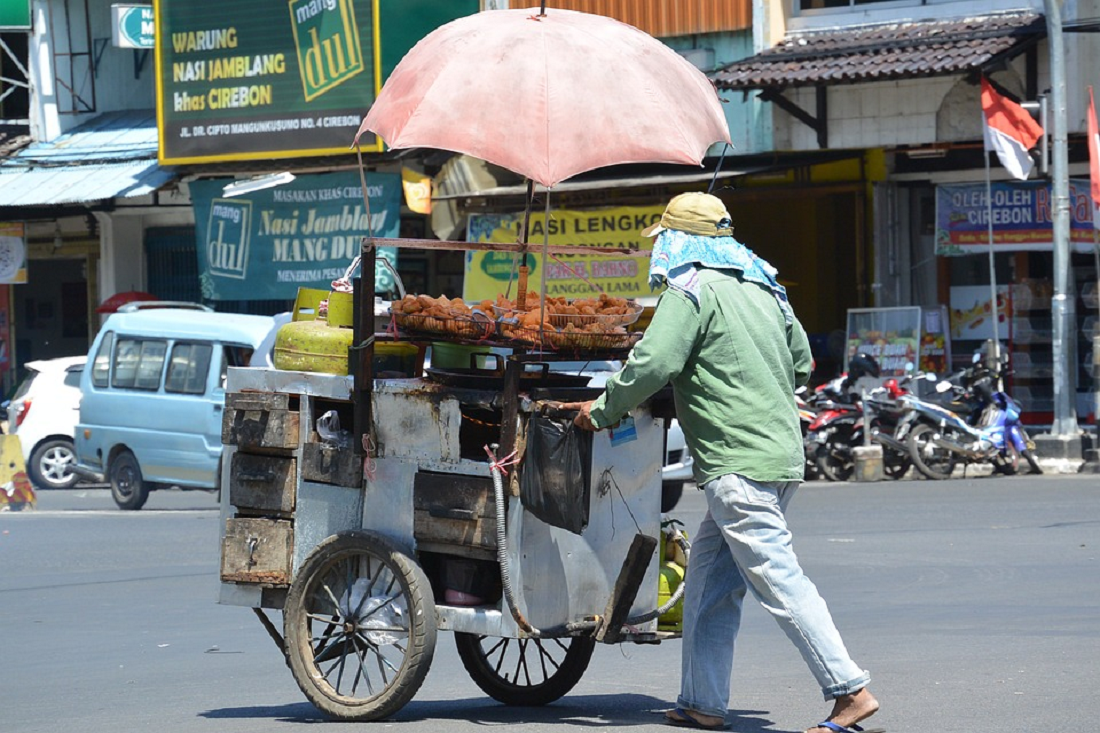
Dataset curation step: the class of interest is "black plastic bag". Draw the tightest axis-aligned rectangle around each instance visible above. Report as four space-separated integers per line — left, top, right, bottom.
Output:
520 415 592 534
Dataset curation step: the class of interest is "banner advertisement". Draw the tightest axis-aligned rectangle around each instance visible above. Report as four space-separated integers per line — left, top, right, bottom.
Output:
949 285 1011 341
845 307 922 378
463 206 660 302
0 222 27 284
154 0 380 163
935 179 1097 255
190 171 400 301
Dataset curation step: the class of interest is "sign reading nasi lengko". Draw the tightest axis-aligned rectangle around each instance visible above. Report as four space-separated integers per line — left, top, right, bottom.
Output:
154 0 381 163
463 206 661 302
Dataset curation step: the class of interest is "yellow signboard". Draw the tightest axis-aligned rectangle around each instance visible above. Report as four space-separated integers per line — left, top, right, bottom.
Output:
464 205 661 302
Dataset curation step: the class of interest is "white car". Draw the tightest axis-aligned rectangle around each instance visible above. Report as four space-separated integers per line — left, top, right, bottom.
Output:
8 356 87 490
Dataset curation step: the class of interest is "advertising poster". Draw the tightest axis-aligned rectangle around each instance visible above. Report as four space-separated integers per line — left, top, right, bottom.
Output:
155 0 381 163
463 206 660 302
949 285 1011 341
845 307 922 378
190 171 400 301
935 179 1096 255
0 222 27 284
919 306 950 375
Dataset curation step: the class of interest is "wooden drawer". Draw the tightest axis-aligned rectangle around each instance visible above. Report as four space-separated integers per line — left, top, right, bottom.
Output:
222 392 299 451
301 442 361 487
413 472 497 554
220 517 294 586
229 452 296 514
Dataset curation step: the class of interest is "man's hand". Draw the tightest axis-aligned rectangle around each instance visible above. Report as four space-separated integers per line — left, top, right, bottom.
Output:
558 400 598 431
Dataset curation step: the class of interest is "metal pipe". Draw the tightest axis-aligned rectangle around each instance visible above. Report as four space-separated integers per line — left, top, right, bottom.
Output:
1045 0 1079 435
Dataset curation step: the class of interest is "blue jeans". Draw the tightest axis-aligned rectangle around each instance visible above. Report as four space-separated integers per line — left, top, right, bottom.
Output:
677 473 870 718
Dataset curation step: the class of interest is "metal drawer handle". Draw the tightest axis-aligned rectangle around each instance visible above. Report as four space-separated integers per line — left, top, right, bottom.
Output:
428 507 476 521
238 471 276 482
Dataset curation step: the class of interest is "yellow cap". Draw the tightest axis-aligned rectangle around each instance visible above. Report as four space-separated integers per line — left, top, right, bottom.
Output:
641 192 733 237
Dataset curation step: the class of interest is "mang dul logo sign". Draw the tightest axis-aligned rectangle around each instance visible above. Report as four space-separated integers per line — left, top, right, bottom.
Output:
289 0 364 102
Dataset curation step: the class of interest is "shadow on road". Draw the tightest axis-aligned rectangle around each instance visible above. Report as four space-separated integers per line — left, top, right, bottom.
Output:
199 693 779 731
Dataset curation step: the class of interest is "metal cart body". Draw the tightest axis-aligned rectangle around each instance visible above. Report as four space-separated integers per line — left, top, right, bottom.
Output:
217 363 672 719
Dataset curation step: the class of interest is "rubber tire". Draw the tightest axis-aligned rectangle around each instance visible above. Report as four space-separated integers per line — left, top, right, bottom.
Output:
109 450 149 510
1022 449 1043 475
28 438 79 490
455 632 595 706
815 442 854 482
996 442 1020 475
284 532 436 722
661 481 684 513
882 450 912 480
907 424 957 480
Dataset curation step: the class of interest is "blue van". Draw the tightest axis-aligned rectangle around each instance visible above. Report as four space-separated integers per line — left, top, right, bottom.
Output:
75 304 276 510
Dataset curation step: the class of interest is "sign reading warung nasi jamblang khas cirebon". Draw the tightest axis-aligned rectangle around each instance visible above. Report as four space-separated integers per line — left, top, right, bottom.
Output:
154 0 381 163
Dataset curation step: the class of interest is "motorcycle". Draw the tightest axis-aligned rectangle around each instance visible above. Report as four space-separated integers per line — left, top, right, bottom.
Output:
805 353 913 482
905 353 1042 479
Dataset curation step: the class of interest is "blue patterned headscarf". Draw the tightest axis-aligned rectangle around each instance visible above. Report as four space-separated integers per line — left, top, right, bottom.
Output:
648 229 793 324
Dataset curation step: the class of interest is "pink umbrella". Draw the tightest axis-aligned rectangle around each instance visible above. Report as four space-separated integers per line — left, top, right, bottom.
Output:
355 6 731 188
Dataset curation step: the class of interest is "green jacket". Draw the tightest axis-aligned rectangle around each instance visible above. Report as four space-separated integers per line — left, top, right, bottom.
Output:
589 267 813 484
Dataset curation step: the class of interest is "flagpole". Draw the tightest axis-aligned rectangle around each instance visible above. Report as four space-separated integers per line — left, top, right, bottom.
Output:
982 100 1002 363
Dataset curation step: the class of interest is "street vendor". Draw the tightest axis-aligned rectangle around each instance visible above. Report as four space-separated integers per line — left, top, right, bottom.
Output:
561 192 880 733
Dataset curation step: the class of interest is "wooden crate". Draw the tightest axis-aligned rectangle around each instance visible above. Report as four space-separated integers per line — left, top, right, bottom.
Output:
221 517 294 586
222 392 299 451
301 442 362 487
229 452 296 514
413 472 497 557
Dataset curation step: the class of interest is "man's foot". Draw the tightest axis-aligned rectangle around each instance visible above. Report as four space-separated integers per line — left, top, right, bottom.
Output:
805 688 879 733
664 707 729 730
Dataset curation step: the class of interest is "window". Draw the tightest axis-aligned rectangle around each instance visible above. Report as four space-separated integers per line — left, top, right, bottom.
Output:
165 343 213 395
112 339 167 390
91 332 115 387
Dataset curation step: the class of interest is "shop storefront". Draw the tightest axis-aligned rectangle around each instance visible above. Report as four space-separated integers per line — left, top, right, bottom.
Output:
934 178 1099 424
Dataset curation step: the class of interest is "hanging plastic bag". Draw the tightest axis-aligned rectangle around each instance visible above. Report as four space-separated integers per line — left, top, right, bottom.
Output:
520 414 592 534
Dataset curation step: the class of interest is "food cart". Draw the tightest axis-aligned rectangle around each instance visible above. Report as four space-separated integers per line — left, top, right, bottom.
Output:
216 246 686 721
213 4 733 720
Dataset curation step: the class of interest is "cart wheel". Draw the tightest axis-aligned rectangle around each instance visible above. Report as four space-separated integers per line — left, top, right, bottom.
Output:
454 632 595 706
284 532 436 721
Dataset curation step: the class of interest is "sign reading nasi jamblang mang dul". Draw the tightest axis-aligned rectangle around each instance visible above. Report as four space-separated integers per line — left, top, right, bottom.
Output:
463 206 661 303
190 171 399 301
154 0 380 163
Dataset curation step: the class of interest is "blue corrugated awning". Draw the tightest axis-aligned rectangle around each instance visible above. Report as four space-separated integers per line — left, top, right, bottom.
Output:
0 110 174 206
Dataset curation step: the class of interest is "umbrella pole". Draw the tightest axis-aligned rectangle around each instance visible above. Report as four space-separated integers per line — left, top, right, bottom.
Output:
516 179 535 310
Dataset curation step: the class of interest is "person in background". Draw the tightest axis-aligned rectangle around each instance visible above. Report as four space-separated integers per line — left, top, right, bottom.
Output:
561 192 880 733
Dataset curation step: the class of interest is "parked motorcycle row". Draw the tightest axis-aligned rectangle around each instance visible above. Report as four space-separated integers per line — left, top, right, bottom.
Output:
802 351 1043 482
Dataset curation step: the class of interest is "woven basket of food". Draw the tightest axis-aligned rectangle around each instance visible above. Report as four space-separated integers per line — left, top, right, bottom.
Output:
390 295 496 340
486 294 642 328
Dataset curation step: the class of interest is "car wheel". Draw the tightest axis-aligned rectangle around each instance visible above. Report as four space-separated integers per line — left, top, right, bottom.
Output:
661 481 684 513
109 450 149 510
28 438 79 490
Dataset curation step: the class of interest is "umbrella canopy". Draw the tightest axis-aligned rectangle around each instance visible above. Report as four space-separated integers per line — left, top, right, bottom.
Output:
355 7 731 188
96 291 158 314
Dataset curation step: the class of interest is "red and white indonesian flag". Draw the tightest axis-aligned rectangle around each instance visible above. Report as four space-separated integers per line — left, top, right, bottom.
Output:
1087 86 1100 227
981 77 1044 180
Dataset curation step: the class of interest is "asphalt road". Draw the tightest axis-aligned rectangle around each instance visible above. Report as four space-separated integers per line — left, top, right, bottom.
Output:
2 475 1097 733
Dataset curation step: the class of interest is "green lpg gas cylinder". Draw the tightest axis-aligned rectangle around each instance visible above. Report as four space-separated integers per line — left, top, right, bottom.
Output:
273 319 353 375
657 560 686 630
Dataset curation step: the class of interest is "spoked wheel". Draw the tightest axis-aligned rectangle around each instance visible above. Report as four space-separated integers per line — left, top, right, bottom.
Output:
454 632 595 706
907 424 957 480
882 449 912 480
284 532 436 721
815 443 854 482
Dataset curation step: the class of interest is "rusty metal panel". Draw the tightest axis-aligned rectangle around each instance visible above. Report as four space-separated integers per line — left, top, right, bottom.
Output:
544 0 750 37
